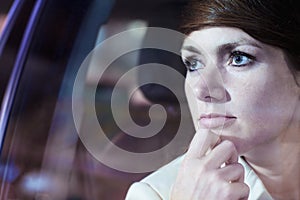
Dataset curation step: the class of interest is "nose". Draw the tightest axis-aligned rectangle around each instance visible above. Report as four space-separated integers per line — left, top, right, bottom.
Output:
188 66 229 103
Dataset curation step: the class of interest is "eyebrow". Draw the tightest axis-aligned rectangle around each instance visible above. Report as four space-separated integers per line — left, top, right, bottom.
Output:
181 39 262 55
217 40 262 54
181 45 202 54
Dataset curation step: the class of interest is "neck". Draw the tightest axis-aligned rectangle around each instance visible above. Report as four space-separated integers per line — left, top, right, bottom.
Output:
244 129 300 199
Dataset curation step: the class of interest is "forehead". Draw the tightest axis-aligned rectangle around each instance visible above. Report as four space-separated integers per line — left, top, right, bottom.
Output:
181 27 261 53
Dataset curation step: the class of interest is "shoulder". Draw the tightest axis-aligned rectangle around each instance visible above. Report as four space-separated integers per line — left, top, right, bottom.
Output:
125 182 162 200
125 155 184 200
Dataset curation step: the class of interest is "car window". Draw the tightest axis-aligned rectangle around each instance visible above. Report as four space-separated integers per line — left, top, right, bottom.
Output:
0 0 35 104
0 0 193 199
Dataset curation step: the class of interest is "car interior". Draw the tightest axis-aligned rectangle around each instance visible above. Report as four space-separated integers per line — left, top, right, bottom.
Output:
0 0 194 199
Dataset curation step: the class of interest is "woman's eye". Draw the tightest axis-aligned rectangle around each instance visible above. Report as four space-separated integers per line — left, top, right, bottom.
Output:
183 58 204 72
229 51 255 67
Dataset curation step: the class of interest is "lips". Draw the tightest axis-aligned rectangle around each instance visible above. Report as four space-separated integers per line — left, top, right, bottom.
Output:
199 113 237 129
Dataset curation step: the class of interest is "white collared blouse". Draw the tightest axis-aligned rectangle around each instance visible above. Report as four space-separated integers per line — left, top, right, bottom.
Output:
126 155 273 200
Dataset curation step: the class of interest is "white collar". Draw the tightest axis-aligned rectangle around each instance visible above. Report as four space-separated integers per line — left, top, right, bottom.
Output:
239 157 273 200
142 155 274 200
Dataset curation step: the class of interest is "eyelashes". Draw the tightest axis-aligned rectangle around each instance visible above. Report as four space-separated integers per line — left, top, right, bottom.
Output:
183 57 204 72
228 51 255 67
183 51 256 72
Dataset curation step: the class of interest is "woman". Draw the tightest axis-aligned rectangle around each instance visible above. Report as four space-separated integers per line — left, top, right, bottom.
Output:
126 0 300 199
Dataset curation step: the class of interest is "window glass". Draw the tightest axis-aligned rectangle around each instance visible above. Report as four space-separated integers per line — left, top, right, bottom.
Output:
0 0 193 199
0 0 35 104
0 0 13 26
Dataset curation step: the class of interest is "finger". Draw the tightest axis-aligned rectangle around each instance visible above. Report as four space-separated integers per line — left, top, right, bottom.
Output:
207 140 238 168
225 182 250 200
218 163 245 182
186 129 220 159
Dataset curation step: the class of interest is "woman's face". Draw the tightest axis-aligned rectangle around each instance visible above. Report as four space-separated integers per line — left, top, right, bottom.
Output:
182 27 300 154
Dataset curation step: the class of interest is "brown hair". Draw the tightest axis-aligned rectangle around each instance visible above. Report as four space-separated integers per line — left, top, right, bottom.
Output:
181 0 300 81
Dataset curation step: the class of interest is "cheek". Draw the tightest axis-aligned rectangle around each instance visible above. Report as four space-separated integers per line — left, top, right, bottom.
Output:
230 70 298 136
185 81 199 129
